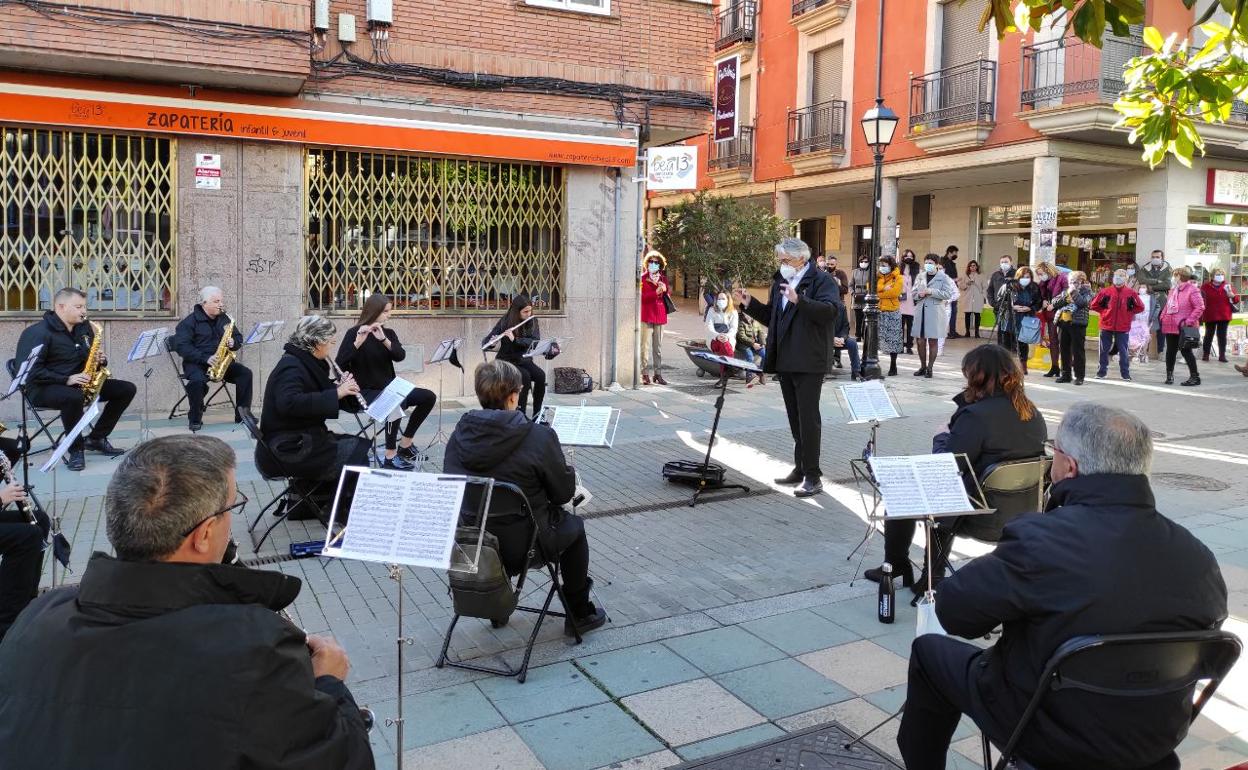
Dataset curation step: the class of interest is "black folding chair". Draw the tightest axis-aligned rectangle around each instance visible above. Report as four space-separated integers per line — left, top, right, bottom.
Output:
239 410 328 552
165 336 236 420
436 480 582 683
984 629 1243 769
5 357 67 456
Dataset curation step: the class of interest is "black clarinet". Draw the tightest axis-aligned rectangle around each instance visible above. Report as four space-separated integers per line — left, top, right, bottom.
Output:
0 453 36 526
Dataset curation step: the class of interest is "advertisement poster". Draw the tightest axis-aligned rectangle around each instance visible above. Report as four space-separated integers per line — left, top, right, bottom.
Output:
714 55 740 142
646 146 698 191
1030 205 1057 264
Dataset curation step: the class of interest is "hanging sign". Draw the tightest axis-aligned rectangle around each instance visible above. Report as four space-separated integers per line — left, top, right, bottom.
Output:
646 146 698 191
714 55 740 142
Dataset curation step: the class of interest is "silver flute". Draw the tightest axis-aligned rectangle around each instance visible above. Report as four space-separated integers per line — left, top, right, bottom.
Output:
328 358 369 410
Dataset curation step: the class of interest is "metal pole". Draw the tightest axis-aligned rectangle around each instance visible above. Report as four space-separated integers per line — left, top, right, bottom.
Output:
861 0 886 381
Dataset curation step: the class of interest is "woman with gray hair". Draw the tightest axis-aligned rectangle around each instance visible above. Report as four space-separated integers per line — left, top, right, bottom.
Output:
256 315 370 522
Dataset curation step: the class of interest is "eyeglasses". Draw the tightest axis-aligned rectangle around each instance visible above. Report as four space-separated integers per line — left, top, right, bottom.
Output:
1043 438 1063 456
180 491 249 538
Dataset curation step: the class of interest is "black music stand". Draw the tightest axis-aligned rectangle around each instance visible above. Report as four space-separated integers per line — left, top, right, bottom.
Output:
685 351 758 507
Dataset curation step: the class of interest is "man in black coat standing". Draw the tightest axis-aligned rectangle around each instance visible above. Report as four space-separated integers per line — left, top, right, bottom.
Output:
735 237 840 498
173 286 252 431
898 402 1227 770
0 435 375 770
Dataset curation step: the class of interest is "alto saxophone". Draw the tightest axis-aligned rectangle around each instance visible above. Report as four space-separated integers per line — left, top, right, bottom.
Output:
80 321 110 405
208 316 236 382
328 358 369 410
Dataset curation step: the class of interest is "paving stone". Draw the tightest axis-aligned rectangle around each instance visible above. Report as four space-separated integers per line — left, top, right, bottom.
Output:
674 723 787 761
476 661 609 724
590 749 682 770
577 642 703 697
797 640 910 695
514 703 664 770
622 678 765 746
714 658 853 719
661 625 786 676
394 682 506 750
739 608 861 655
402 726 544 770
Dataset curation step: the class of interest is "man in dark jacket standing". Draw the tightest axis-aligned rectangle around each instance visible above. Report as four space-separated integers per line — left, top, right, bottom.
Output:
897 403 1226 770
735 238 840 498
442 360 607 636
173 286 252 431
941 245 961 336
14 287 135 471
0 435 375 770
1137 249 1173 356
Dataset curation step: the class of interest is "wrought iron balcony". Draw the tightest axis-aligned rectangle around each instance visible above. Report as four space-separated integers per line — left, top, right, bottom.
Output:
716 1 756 50
709 125 754 172
1020 35 1144 110
909 59 996 132
792 0 830 16
787 100 846 156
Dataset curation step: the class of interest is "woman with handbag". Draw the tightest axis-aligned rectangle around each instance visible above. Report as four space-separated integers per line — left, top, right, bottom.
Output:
1035 262 1068 377
1160 266 1205 386
705 291 739 387
1200 267 1240 363
639 250 671 386
1008 266 1044 374
1050 270 1093 385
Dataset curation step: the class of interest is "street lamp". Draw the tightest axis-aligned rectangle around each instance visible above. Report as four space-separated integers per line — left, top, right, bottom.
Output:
858 0 898 381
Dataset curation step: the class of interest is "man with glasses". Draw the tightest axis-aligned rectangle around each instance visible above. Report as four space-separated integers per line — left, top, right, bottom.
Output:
0 435 375 770
897 403 1227 770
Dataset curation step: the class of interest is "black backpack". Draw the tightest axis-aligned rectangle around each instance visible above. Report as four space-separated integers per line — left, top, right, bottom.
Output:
447 528 517 623
553 367 593 394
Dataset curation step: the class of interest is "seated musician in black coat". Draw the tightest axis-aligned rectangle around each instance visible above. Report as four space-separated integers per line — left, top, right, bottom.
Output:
0 437 48 643
442 360 606 636
898 402 1227 770
172 286 251 431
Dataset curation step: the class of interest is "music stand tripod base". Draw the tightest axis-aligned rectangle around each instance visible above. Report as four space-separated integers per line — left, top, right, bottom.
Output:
682 354 755 507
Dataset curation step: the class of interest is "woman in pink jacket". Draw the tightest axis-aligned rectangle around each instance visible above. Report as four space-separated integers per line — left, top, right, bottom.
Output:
1159 266 1205 386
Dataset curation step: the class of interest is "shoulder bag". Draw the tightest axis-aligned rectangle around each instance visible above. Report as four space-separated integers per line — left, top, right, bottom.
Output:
1018 315 1042 345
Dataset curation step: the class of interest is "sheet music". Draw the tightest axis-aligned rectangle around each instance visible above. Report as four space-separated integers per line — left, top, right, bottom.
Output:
244 322 269 345
322 469 465 569
365 377 415 423
40 400 102 473
264 321 286 343
548 406 614 447
690 351 762 372
523 337 565 359
841 381 900 422
127 328 168 362
428 338 460 364
868 454 973 518
6 345 41 397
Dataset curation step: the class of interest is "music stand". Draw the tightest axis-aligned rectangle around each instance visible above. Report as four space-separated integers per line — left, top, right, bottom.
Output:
538 401 620 513
423 338 462 451
245 320 285 402
836 382 905 565
126 327 169 442
37 398 101 588
683 351 758 507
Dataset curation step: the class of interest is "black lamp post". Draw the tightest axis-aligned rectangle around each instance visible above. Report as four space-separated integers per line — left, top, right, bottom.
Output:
858 0 899 381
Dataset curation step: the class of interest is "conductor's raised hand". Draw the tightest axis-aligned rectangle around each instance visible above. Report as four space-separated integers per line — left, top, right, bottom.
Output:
733 287 751 306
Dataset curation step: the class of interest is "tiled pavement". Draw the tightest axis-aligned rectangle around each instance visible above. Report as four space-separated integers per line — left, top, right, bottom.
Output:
25 322 1248 770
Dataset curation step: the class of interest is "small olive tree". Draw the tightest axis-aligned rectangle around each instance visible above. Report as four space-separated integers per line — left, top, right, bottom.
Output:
650 192 789 294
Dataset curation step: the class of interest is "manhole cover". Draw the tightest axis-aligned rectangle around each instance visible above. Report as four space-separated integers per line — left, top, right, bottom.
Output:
1151 473 1229 492
674 722 901 769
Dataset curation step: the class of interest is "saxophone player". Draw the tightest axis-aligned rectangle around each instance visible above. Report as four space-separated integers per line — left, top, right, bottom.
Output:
173 286 252 432
14 288 134 471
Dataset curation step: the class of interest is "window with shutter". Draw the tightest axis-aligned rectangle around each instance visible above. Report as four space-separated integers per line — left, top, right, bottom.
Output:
739 75 753 124
526 0 610 16
940 0 989 70
810 43 843 105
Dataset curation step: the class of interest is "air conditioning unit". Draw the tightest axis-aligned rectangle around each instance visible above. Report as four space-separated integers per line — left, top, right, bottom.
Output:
366 0 393 26
313 0 329 32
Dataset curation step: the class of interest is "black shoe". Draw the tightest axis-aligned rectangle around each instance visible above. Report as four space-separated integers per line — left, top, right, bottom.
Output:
1055 376 1071 383
949 332 961 338
794 478 823 498
887 364 898 377
1121 375 1133 381
1165 372 1174 385
84 437 125 457
774 470 803 485
924 368 934 378
1181 375 1201 387
904 346 914 354
565 606 608 636
1219 356 1229 363
396 445 426 464
833 358 843 369
1096 371 1107 379
383 455 416 471
1044 368 1060 378
864 564 915 587
64 448 85 472
189 418 203 432
913 367 927 376
1074 378 1084 385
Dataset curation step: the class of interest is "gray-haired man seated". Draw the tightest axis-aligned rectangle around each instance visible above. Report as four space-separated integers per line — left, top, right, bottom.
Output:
898 403 1227 770
0 435 374 770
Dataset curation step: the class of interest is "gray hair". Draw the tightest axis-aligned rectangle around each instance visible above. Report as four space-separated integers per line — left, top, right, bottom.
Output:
289 315 337 351
775 237 811 262
1055 402 1152 476
200 285 223 303
106 435 237 561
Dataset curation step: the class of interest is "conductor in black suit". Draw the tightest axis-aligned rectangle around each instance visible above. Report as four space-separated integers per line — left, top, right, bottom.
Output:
735 238 840 498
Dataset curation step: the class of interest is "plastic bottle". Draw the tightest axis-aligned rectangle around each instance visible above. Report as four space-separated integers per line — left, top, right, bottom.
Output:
878 562 895 624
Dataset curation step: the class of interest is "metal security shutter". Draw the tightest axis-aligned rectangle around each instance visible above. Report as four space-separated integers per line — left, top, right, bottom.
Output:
739 75 752 124
941 0 990 69
810 43 843 104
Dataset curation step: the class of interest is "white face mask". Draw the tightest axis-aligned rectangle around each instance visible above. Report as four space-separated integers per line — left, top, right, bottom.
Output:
1214 274 1225 284
924 263 937 275
1127 268 1136 276
1152 258 1163 267
779 264 798 281
1019 277 1032 287
648 262 660 274
1038 274 1049 283
1000 262 1011 272
1113 276 1126 286
715 299 728 310
878 265 891 275
859 261 868 269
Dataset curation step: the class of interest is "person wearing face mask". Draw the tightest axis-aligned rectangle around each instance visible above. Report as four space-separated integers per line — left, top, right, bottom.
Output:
1090 268 1145 380
1033 262 1068 377
1005 266 1043 373
1137 250 1172 357
825 255 850 370
941 245 961 337
1200 268 1240 363
849 255 871 340
1159 266 1205 387
899 250 918 353
1050 270 1093 384
705 291 739 387
639 250 670 386
1125 263 1139 290
876 255 904 376
955 260 986 339
910 254 955 377
735 238 840 498
988 256 1015 344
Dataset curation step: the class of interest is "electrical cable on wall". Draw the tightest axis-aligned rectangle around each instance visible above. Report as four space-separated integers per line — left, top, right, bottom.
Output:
2 0 308 45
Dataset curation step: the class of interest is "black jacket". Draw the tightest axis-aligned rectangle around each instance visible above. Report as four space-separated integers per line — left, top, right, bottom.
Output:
0 553 374 770
483 318 541 363
945 392 1047 479
173 304 243 369
988 267 1015 307
14 311 93 392
336 325 406 391
257 345 361 477
1051 285 1094 327
936 474 1227 768
442 408 574 528
941 255 960 280
742 265 840 374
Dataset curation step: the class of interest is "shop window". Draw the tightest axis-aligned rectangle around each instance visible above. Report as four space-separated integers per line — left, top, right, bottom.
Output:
1187 208 1248 296
525 0 610 16
0 125 175 315
305 149 566 315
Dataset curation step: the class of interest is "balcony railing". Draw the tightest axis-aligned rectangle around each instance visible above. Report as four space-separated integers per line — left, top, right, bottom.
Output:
709 125 755 172
716 1 757 50
909 59 996 132
792 0 831 17
1020 35 1144 109
787 99 847 156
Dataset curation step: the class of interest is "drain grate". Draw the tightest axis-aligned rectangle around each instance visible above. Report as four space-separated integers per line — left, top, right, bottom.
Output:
674 721 901 769
579 487 773 520
1151 473 1229 492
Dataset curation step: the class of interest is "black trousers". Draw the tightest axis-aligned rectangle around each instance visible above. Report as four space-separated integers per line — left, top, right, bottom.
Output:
777 371 824 479
1203 319 1229 358
0 509 49 644
1057 322 1087 380
963 312 980 337
854 304 866 339
360 387 436 450
184 362 253 419
882 517 954 578
30 379 136 446
902 314 914 349
948 300 959 334
493 508 593 617
899 635 997 770
1164 333 1198 377
504 358 546 416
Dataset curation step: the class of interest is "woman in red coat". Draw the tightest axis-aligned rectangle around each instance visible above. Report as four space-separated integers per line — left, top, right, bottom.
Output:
640 250 670 385
1200 267 1240 363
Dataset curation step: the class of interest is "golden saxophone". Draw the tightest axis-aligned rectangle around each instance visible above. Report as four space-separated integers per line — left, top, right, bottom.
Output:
208 315 236 382
0 452 36 526
80 321 110 405
328 358 369 410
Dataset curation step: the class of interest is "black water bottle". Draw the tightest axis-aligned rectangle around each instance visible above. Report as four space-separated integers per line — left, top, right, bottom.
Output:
878 562 895 624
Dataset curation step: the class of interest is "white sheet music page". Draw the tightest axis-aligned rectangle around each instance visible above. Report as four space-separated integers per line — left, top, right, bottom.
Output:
365 377 415 423
549 406 613 446
868 454 971 518
40 399 103 473
323 469 465 569
841 381 899 422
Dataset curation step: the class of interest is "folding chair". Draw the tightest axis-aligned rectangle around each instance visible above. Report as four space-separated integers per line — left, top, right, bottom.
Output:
239 410 328 552
436 480 582 683
956 456 1051 544
5 357 67 456
165 336 236 420
984 629 1242 769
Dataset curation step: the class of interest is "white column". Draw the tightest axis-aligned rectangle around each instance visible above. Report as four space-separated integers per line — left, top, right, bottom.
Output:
774 189 792 221
880 176 899 258
1029 155 1060 267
